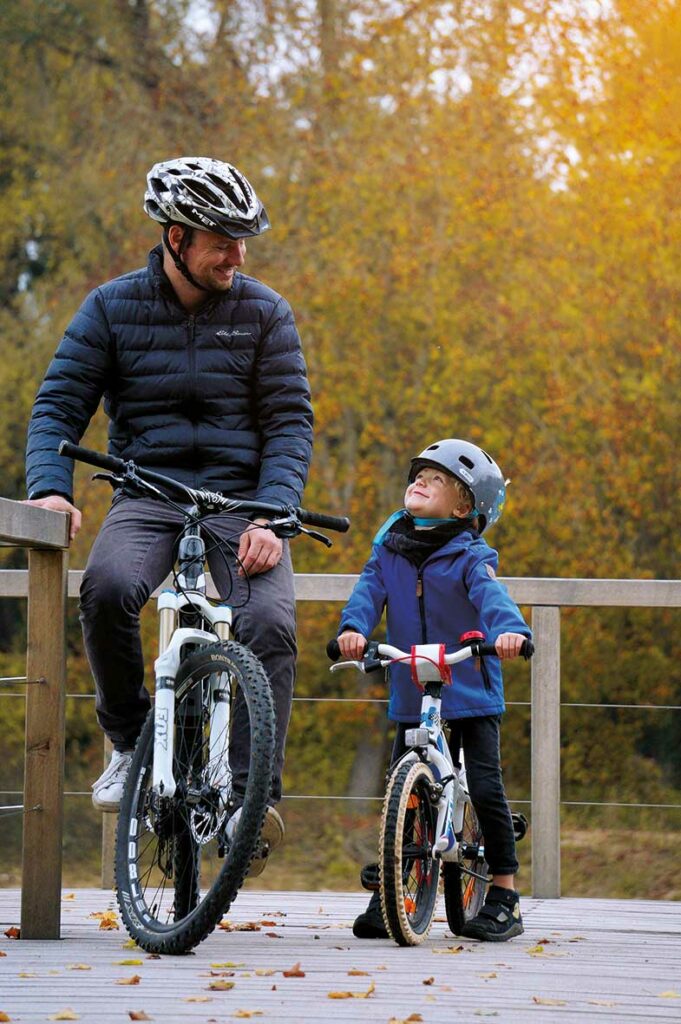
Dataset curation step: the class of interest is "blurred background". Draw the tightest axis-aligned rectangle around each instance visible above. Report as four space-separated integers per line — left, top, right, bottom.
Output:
0 0 679 897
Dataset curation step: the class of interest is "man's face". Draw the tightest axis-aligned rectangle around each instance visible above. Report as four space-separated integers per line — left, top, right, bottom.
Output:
181 228 246 292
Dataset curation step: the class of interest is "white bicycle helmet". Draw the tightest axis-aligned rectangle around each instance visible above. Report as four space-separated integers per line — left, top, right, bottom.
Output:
144 157 270 239
410 439 506 534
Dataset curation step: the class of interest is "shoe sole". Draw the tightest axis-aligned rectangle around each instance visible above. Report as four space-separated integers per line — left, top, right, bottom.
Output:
92 793 121 813
247 808 285 878
461 921 524 942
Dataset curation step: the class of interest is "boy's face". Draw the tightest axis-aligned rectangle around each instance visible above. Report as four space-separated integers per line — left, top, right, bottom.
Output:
405 466 468 519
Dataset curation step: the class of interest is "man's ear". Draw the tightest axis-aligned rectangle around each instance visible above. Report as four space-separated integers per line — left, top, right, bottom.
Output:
167 224 186 255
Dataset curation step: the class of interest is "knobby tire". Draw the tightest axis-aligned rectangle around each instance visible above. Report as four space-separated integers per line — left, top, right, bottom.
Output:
115 641 275 954
443 799 489 934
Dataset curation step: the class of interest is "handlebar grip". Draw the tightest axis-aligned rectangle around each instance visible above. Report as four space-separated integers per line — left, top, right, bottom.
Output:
297 508 350 533
475 639 534 659
326 639 341 661
59 441 127 473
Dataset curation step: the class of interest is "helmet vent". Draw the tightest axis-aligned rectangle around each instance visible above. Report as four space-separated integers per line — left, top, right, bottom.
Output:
459 455 475 469
426 444 440 451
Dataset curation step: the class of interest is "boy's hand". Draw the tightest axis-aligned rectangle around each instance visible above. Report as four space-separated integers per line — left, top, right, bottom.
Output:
495 632 527 659
338 630 367 660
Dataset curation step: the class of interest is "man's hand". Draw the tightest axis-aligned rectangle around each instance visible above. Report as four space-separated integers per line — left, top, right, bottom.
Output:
337 631 368 660
22 496 82 541
237 519 283 576
494 632 527 660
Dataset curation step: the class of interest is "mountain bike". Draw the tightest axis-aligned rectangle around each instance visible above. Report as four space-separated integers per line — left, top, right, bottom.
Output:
328 634 533 946
60 441 349 954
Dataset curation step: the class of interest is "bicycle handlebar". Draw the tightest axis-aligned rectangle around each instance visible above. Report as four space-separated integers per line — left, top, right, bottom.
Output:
59 441 350 533
326 636 534 668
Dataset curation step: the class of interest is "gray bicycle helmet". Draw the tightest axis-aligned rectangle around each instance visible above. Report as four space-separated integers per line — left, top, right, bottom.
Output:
409 438 506 533
144 157 270 239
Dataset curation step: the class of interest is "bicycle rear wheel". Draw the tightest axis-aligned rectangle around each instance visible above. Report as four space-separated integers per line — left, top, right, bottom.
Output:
379 759 440 946
443 799 489 934
115 641 275 954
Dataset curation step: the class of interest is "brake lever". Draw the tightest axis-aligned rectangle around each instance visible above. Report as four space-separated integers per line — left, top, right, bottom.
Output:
300 526 332 547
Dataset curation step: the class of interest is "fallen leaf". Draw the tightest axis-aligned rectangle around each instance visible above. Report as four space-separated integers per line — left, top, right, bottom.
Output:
231 1014 263 1019
532 997 567 1006
327 981 375 1000
0 952 6 957
0 1013 10 1022
206 971 235 978
388 1016 423 1023
19 973 37 978
63 894 76 901
265 932 281 939
659 992 680 999
67 964 92 971
218 920 260 932
568 935 586 942
254 969 275 977
588 1000 618 1007
48 1012 80 1021
128 1014 153 1021
211 962 244 968
260 920 277 926
3 927 19 940
123 939 141 950
432 945 464 955
96 912 119 931
145 954 160 961
184 997 212 1003
422 977 435 986
473 1013 498 1019
282 962 305 978
348 969 369 976
116 976 142 986
116 960 144 966
479 973 497 980
526 944 545 955
209 980 235 991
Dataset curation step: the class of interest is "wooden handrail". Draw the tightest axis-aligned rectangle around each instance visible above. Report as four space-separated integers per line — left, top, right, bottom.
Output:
0 499 70 940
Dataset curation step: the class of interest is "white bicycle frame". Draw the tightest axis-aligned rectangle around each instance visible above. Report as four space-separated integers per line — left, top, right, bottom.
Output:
152 589 232 801
332 642 482 864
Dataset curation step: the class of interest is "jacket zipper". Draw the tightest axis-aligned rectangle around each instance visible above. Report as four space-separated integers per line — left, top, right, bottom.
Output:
416 571 427 642
187 315 197 487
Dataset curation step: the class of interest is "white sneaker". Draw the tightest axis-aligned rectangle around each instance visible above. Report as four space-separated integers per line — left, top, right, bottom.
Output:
92 749 133 812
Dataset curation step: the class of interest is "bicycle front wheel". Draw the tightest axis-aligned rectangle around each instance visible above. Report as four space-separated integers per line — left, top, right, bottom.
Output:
379 759 441 946
443 799 489 934
115 641 275 954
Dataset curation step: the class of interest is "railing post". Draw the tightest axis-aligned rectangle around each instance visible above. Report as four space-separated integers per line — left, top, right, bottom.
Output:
531 606 561 898
21 547 68 939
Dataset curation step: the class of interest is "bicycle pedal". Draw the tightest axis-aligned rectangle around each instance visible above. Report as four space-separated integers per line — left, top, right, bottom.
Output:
512 812 528 842
360 863 380 891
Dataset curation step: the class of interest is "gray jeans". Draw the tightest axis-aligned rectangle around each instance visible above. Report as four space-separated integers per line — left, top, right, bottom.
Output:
80 494 297 803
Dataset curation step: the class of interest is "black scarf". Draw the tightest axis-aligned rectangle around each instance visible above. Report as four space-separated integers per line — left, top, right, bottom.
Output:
383 513 478 568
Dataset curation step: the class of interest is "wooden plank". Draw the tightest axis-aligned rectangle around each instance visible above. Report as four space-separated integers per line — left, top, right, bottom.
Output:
20 548 68 939
0 497 69 550
1 890 680 1022
531 606 561 898
1 569 680 606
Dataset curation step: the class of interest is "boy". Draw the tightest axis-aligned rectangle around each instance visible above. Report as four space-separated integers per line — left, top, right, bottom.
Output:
337 438 531 941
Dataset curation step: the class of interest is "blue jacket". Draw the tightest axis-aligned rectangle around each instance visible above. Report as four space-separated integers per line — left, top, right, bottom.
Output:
339 512 531 722
26 246 313 506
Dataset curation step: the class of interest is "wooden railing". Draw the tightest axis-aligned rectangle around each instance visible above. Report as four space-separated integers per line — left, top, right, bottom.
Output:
0 498 70 940
1 503 679 932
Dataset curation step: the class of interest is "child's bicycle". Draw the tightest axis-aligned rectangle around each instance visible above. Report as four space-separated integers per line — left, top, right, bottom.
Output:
60 441 349 954
328 634 533 946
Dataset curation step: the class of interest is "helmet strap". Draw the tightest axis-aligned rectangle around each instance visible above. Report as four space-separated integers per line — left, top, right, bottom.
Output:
162 225 212 293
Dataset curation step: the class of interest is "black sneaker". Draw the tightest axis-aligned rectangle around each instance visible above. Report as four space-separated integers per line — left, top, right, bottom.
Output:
460 885 524 942
352 891 388 939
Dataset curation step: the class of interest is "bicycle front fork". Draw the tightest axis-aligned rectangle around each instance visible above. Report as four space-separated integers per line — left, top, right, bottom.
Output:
152 591 232 798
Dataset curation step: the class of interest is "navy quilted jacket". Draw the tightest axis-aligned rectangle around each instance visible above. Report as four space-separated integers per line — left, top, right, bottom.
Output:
26 246 313 506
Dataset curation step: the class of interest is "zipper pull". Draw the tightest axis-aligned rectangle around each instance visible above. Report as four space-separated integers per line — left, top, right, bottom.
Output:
416 576 423 598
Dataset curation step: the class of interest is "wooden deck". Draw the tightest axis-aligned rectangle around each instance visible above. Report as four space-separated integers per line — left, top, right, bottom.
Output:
1 889 680 1023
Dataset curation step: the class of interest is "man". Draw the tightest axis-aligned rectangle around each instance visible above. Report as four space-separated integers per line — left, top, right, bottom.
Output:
25 157 313 871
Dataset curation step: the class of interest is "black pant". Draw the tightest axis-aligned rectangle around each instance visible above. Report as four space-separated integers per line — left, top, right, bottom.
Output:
80 495 297 802
391 715 518 876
